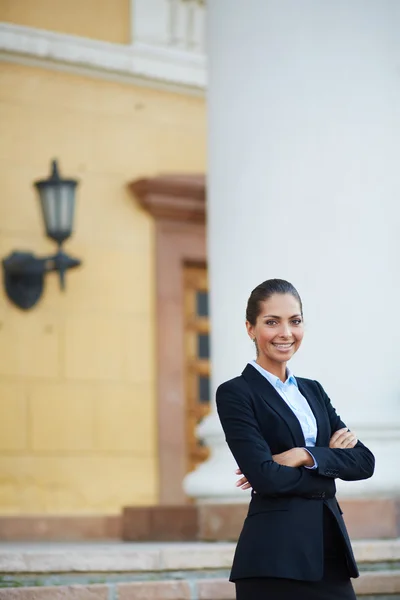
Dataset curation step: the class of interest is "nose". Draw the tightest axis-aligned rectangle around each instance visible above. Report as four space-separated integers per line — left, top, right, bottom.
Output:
278 322 292 339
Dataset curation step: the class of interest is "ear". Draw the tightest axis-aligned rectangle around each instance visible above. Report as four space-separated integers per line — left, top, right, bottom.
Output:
245 320 255 340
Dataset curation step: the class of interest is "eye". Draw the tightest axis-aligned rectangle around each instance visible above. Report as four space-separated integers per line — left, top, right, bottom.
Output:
265 320 277 326
291 319 303 326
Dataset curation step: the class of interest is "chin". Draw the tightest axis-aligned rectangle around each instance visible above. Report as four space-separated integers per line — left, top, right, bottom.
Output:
271 351 294 362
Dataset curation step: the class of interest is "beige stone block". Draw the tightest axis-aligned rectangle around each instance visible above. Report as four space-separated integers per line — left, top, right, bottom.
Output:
353 570 400 595
93 383 156 455
0 64 205 179
87 114 177 178
64 315 124 381
0 456 158 512
66 172 154 249
0 0 130 44
118 581 191 600
0 311 60 378
0 101 92 178
0 63 204 125
0 162 47 235
161 544 234 571
0 383 27 450
353 538 400 562
87 90 205 179
0 514 121 541
0 585 108 600
197 579 235 600
29 384 94 452
123 317 155 384
0 545 160 573
53 244 154 315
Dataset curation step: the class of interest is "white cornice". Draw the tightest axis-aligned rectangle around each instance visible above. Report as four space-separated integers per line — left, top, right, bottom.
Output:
0 22 207 93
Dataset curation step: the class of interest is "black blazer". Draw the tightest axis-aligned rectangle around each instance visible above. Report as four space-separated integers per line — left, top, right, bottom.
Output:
216 364 375 582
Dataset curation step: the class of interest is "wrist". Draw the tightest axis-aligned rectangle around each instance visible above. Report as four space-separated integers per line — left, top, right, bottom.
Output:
300 448 314 467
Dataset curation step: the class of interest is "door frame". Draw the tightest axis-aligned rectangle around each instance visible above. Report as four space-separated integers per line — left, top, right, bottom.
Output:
129 175 206 504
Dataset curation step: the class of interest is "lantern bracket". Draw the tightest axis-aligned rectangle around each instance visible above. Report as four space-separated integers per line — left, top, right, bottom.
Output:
2 250 81 310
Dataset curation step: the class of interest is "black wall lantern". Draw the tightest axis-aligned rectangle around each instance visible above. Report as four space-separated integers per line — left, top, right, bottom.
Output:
2 160 82 310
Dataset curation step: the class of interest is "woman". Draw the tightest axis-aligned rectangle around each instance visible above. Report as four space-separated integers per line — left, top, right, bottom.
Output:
216 279 375 600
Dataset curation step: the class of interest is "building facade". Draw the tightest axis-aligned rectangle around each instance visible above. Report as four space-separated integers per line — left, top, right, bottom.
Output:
0 0 207 515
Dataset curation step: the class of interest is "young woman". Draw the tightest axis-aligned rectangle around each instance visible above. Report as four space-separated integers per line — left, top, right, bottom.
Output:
216 279 375 600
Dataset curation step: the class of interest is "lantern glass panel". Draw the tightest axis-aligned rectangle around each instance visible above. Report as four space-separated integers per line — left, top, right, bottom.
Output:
39 183 76 244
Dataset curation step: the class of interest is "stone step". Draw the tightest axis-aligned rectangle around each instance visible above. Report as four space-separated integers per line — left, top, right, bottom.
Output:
1 539 400 573
0 573 399 599
0 540 399 598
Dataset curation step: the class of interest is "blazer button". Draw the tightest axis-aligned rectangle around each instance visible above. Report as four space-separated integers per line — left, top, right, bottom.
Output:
321 492 326 498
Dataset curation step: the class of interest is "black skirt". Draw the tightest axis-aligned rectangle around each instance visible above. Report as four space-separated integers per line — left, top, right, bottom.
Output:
235 506 356 600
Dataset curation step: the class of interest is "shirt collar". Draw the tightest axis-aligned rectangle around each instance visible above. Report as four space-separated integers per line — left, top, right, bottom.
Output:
249 360 298 389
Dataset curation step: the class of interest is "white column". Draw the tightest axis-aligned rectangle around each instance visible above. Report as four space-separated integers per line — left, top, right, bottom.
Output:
184 0 400 502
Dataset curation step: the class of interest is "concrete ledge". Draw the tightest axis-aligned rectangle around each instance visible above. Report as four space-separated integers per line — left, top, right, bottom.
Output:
339 498 400 540
123 498 400 542
353 538 400 563
0 516 121 542
1 498 398 544
122 506 199 542
0 539 399 574
0 542 234 573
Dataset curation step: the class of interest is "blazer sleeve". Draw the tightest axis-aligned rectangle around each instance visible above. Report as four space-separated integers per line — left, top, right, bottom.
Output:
305 381 375 481
216 380 336 498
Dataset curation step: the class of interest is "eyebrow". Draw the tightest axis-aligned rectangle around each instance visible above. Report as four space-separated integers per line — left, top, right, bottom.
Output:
262 314 302 319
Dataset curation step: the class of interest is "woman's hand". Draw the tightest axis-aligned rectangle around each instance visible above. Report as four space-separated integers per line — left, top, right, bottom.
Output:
235 448 313 490
329 427 358 449
235 468 252 490
272 448 314 468
235 433 357 491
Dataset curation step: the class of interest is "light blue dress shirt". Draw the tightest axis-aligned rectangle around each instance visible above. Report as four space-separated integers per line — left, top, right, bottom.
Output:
249 360 318 467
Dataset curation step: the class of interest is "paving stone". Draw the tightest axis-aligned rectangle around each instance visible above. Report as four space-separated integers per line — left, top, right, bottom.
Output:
354 570 400 595
118 580 191 600
0 585 108 600
353 538 400 563
160 543 234 570
197 578 235 600
0 546 161 573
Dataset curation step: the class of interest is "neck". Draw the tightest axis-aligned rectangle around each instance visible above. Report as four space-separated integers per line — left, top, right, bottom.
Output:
255 357 287 382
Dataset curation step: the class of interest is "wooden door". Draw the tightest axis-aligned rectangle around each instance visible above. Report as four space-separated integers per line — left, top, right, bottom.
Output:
183 263 211 473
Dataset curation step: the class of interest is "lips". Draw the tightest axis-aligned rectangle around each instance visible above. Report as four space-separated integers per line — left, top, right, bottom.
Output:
272 343 294 351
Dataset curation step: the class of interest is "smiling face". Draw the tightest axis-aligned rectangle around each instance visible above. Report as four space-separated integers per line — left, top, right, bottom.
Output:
246 293 304 377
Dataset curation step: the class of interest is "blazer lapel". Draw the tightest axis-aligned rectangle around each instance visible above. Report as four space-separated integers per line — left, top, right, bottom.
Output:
242 364 306 447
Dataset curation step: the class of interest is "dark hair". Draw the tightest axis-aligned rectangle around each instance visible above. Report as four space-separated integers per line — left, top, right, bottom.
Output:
246 279 303 325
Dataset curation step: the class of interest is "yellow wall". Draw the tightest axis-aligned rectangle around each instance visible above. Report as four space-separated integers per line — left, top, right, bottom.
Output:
0 62 206 513
0 0 131 44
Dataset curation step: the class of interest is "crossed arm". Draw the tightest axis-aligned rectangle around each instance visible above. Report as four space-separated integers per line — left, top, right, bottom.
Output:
236 428 359 491
216 380 375 497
